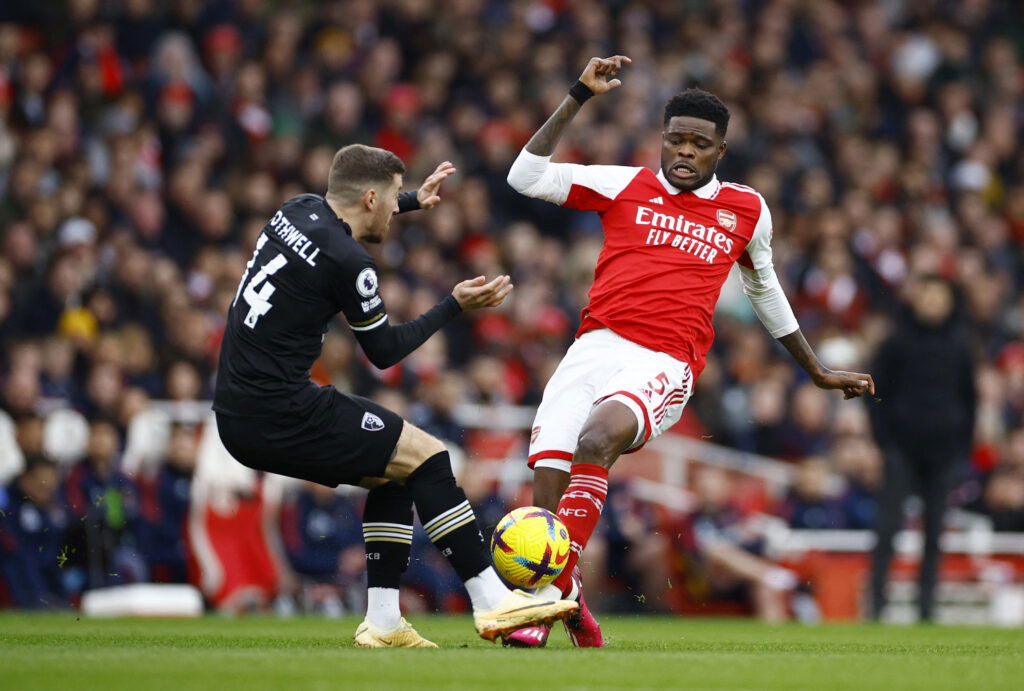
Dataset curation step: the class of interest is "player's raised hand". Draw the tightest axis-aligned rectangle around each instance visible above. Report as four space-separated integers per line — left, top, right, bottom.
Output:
579 55 632 94
814 370 875 400
452 275 513 310
416 160 456 209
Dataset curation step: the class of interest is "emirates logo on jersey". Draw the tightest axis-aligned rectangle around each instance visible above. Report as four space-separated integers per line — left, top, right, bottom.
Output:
716 209 737 230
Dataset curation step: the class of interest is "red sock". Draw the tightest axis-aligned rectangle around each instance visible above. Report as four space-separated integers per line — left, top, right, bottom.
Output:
552 463 609 596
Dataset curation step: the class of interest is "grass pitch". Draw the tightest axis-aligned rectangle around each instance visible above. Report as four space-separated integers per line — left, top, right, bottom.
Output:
1 613 1022 690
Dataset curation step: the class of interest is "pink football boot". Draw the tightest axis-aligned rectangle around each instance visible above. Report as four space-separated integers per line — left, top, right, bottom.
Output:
563 568 603 647
503 624 550 648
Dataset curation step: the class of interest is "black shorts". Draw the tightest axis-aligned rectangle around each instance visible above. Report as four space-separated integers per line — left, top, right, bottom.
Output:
215 387 404 488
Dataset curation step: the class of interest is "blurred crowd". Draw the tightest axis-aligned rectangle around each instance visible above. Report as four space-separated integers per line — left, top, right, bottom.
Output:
2 0 1024 613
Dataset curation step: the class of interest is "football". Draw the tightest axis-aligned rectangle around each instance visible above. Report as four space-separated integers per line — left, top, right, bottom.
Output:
490 506 571 589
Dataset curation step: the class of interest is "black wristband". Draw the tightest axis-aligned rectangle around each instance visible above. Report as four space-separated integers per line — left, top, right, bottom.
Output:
568 80 595 105
397 190 421 214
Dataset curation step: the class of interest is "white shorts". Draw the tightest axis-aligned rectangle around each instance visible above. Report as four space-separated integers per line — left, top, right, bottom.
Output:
528 328 693 472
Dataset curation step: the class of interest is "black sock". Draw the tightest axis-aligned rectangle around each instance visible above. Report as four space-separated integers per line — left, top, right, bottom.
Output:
362 482 414 590
405 450 489 582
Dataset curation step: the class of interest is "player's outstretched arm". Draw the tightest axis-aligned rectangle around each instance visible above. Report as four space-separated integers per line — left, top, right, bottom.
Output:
508 56 631 204
351 275 511 369
777 330 875 400
524 55 631 157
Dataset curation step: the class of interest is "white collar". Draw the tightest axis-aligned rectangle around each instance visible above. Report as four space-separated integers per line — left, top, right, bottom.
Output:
656 169 720 199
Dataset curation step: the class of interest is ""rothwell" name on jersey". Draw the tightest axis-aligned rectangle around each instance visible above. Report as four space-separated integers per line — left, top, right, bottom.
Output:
269 210 320 267
636 205 734 264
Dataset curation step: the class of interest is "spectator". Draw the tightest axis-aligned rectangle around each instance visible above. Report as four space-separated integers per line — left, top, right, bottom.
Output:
673 466 798 622
138 422 195 583
279 482 364 615
981 468 1024 532
833 435 882 530
0 455 68 608
778 456 846 530
63 419 143 594
600 482 670 613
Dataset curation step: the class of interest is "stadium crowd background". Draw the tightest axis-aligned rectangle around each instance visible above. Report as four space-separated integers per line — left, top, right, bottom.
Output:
1 0 1023 616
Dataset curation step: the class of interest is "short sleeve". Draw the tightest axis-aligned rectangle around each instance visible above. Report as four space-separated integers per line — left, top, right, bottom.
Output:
328 253 388 332
507 150 641 212
561 165 644 212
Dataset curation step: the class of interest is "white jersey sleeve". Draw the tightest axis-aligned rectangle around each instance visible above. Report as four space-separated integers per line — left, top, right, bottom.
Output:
507 149 642 211
738 195 799 338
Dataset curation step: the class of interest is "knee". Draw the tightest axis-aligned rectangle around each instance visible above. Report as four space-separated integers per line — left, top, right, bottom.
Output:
575 425 631 468
388 423 447 481
417 435 447 462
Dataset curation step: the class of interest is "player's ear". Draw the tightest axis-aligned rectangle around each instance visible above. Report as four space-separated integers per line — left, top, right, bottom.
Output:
718 139 727 159
362 187 376 211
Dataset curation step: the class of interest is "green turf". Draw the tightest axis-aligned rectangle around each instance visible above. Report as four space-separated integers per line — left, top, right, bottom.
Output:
1 613 1022 690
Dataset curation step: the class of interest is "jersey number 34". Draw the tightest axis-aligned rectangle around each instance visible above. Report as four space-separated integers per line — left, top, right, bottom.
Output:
234 233 288 329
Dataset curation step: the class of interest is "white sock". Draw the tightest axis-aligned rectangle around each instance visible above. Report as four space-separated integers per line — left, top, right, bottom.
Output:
762 567 798 591
465 567 509 611
536 584 562 601
366 587 401 630
564 576 580 602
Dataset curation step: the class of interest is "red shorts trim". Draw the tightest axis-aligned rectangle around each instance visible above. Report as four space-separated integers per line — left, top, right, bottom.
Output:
595 389 652 447
527 449 574 469
652 386 687 417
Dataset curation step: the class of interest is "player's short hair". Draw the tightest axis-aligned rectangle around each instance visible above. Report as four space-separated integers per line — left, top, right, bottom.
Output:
663 89 730 137
326 144 405 204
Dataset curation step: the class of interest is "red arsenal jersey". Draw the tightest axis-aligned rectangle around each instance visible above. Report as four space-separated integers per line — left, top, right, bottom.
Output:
521 159 775 377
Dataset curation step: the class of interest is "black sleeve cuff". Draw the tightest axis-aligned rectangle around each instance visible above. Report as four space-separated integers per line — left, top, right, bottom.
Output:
441 293 462 315
397 191 421 214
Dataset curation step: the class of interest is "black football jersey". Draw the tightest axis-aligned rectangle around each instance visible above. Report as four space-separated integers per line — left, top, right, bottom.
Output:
213 194 389 418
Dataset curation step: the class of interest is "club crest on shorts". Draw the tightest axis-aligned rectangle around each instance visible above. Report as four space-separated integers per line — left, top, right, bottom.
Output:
361 412 385 431
356 267 378 297
716 209 737 231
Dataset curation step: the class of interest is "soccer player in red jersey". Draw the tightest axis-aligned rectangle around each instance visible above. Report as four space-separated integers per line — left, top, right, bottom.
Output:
504 56 875 647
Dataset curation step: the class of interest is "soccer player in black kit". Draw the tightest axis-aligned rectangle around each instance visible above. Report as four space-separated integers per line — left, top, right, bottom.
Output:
213 144 576 647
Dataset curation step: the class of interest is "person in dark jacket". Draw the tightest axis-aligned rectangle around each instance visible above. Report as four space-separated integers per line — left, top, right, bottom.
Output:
63 420 144 594
868 275 976 621
0 456 68 608
139 423 196 583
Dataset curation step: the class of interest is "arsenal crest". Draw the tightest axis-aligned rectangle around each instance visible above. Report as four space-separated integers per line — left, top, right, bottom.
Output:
717 209 737 230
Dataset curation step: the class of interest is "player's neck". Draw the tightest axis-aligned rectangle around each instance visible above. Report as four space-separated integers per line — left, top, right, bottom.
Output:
325 196 370 239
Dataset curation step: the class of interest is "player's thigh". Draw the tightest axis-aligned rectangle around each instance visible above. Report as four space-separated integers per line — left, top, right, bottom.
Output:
594 348 693 453
216 391 404 488
528 334 611 471
384 420 446 482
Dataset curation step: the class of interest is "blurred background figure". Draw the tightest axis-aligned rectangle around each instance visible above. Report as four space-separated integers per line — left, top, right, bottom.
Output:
278 482 364 617
868 275 976 621
62 419 145 597
671 466 799 622
138 422 196 584
0 456 67 608
778 456 846 530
